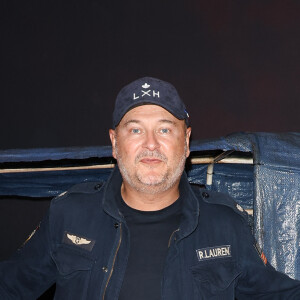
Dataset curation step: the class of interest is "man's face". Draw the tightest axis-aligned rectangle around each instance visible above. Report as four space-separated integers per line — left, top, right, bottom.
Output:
109 105 191 194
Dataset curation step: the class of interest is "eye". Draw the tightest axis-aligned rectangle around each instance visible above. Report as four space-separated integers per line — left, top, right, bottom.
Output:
131 128 141 134
159 128 170 134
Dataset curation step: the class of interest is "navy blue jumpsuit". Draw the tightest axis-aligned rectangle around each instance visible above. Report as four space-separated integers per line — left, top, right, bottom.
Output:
1 167 300 299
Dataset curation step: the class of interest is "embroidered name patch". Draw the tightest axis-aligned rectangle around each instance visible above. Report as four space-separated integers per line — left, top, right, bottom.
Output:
62 231 95 251
196 245 231 261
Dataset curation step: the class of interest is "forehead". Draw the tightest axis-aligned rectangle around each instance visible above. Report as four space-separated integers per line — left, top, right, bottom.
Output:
119 104 181 125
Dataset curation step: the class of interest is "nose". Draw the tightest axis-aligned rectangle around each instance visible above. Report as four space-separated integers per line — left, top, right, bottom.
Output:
143 131 160 151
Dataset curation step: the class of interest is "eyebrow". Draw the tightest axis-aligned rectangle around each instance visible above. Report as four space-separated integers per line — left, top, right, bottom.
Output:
158 119 177 125
123 119 141 127
123 119 177 127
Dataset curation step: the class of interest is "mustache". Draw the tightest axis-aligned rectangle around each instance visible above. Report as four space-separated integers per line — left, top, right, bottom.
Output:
135 150 167 163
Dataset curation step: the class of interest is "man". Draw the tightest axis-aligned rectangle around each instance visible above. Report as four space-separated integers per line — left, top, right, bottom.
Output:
0 77 300 299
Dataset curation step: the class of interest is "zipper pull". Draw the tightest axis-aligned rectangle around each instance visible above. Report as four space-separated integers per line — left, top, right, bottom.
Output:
168 228 180 248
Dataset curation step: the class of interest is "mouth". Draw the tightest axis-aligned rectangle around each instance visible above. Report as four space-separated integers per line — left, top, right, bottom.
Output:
139 158 163 165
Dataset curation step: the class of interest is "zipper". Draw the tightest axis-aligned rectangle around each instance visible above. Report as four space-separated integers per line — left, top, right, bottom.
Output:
162 228 180 300
168 228 180 248
102 223 122 300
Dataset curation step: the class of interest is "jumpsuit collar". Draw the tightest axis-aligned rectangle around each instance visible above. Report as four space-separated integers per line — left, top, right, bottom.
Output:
102 166 200 238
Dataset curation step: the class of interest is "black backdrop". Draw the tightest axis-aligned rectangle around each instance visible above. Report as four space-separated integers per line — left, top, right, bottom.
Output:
1 1 300 150
1 1 300 298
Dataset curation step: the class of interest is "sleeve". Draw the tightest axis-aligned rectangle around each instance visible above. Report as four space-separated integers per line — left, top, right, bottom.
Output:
0 210 57 299
235 216 300 299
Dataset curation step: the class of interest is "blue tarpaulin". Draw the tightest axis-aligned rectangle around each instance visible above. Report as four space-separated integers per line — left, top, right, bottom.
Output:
0 132 299 279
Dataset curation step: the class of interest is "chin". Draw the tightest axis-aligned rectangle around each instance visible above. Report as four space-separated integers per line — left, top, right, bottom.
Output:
137 171 166 185
140 176 165 186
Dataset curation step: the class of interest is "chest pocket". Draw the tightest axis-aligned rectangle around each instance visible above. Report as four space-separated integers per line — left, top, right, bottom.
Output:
52 245 94 277
51 245 96 299
190 259 241 299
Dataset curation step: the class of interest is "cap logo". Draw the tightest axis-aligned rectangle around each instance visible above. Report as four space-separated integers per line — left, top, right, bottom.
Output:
133 83 160 100
142 83 150 89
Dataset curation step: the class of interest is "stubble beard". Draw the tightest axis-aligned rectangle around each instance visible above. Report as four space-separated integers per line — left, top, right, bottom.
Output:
115 139 188 195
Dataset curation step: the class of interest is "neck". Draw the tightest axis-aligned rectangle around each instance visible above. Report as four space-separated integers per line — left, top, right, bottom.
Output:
121 181 180 211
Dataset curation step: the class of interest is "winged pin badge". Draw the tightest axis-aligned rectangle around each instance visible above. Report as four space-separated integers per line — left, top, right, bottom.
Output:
67 233 92 245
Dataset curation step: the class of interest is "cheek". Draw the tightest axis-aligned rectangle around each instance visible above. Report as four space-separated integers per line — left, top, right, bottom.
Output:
161 139 186 157
117 140 140 160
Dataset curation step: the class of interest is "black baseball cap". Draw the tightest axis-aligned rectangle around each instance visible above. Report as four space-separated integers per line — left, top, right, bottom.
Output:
112 77 190 128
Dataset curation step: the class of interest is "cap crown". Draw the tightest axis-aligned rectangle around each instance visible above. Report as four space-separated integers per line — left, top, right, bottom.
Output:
112 77 189 128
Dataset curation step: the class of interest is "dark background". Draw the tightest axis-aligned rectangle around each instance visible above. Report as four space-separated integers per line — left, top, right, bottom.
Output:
0 1 300 298
1 1 299 150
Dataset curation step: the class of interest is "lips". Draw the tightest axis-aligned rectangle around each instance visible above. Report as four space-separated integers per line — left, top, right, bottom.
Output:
140 158 162 164
135 150 167 164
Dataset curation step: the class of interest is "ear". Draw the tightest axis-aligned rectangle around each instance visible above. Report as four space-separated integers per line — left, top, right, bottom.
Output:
185 127 192 158
109 129 117 159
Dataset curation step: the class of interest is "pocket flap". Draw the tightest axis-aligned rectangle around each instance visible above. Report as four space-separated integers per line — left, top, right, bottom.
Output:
52 245 94 276
191 260 241 294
